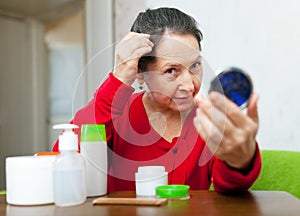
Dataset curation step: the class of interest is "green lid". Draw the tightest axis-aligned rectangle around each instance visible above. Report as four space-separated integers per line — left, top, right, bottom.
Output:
156 185 190 199
80 124 106 142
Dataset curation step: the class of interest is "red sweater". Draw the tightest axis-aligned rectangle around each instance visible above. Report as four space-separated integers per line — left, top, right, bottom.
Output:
52 73 261 193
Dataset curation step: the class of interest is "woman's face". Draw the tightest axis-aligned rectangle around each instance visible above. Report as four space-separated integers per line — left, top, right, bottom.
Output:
143 33 202 112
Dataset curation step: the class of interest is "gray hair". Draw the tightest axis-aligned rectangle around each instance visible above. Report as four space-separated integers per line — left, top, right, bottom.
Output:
130 7 203 71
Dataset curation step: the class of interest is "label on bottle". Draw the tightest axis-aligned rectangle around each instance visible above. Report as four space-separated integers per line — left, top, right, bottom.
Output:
80 141 107 197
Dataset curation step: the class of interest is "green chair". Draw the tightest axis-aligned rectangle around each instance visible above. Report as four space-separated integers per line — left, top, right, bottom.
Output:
251 150 300 199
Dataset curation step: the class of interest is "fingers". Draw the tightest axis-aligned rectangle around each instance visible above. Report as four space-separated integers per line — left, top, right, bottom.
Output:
123 32 151 40
209 91 253 128
247 93 259 124
194 92 257 142
116 33 154 62
194 92 259 169
195 94 234 137
113 32 154 85
122 32 154 50
123 33 154 51
193 108 223 154
131 44 153 60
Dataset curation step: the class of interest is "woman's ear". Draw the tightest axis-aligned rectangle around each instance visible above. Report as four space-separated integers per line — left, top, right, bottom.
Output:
136 69 145 85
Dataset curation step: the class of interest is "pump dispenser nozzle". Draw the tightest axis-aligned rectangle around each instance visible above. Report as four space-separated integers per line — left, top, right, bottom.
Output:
53 124 79 151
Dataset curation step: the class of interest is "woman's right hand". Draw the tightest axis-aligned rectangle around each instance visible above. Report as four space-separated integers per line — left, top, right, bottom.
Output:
113 32 154 86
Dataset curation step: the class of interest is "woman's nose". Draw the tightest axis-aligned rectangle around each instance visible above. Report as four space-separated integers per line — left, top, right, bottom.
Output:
178 70 194 92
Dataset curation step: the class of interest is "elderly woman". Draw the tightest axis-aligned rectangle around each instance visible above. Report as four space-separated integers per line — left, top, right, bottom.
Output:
53 7 261 193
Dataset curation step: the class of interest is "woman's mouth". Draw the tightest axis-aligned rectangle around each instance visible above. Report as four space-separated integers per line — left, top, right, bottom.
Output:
173 95 193 103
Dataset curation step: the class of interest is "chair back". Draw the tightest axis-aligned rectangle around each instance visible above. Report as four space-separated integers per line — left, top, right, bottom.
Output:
251 150 300 199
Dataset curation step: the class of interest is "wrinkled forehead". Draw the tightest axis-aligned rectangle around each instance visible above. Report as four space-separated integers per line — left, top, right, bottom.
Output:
150 34 201 65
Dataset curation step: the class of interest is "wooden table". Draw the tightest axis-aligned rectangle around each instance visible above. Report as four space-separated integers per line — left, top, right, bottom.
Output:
1 190 300 215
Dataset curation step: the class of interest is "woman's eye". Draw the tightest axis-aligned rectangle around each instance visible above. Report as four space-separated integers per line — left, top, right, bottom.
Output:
164 68 178 80
190 62 202 74
165 68 176 74
191 62 201 69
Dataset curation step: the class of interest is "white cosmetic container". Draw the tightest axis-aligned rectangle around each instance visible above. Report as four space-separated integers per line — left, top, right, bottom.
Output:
53 124 86 207
80 124 107 197
6 155 56 205
135 166 168 197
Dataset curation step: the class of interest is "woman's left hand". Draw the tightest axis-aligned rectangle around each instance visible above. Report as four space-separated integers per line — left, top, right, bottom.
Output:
193 92 259 170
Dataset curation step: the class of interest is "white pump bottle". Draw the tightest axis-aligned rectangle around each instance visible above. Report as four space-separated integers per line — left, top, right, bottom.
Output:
53 124 86 207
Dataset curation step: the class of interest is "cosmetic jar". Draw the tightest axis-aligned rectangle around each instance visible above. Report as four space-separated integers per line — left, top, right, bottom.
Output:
6 155 57 205
135 166 168 197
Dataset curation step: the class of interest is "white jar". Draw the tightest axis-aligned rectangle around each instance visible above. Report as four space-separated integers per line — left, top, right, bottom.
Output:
135 166 168 197
6 155 56 205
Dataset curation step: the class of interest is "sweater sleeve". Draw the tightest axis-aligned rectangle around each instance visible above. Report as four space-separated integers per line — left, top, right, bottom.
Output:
92 73 135 123
211 143 262 192
52 73 135 151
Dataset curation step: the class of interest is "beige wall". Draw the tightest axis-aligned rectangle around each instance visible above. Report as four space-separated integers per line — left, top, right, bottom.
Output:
45 10 86 149
0 16 48 190
45 11 84 48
